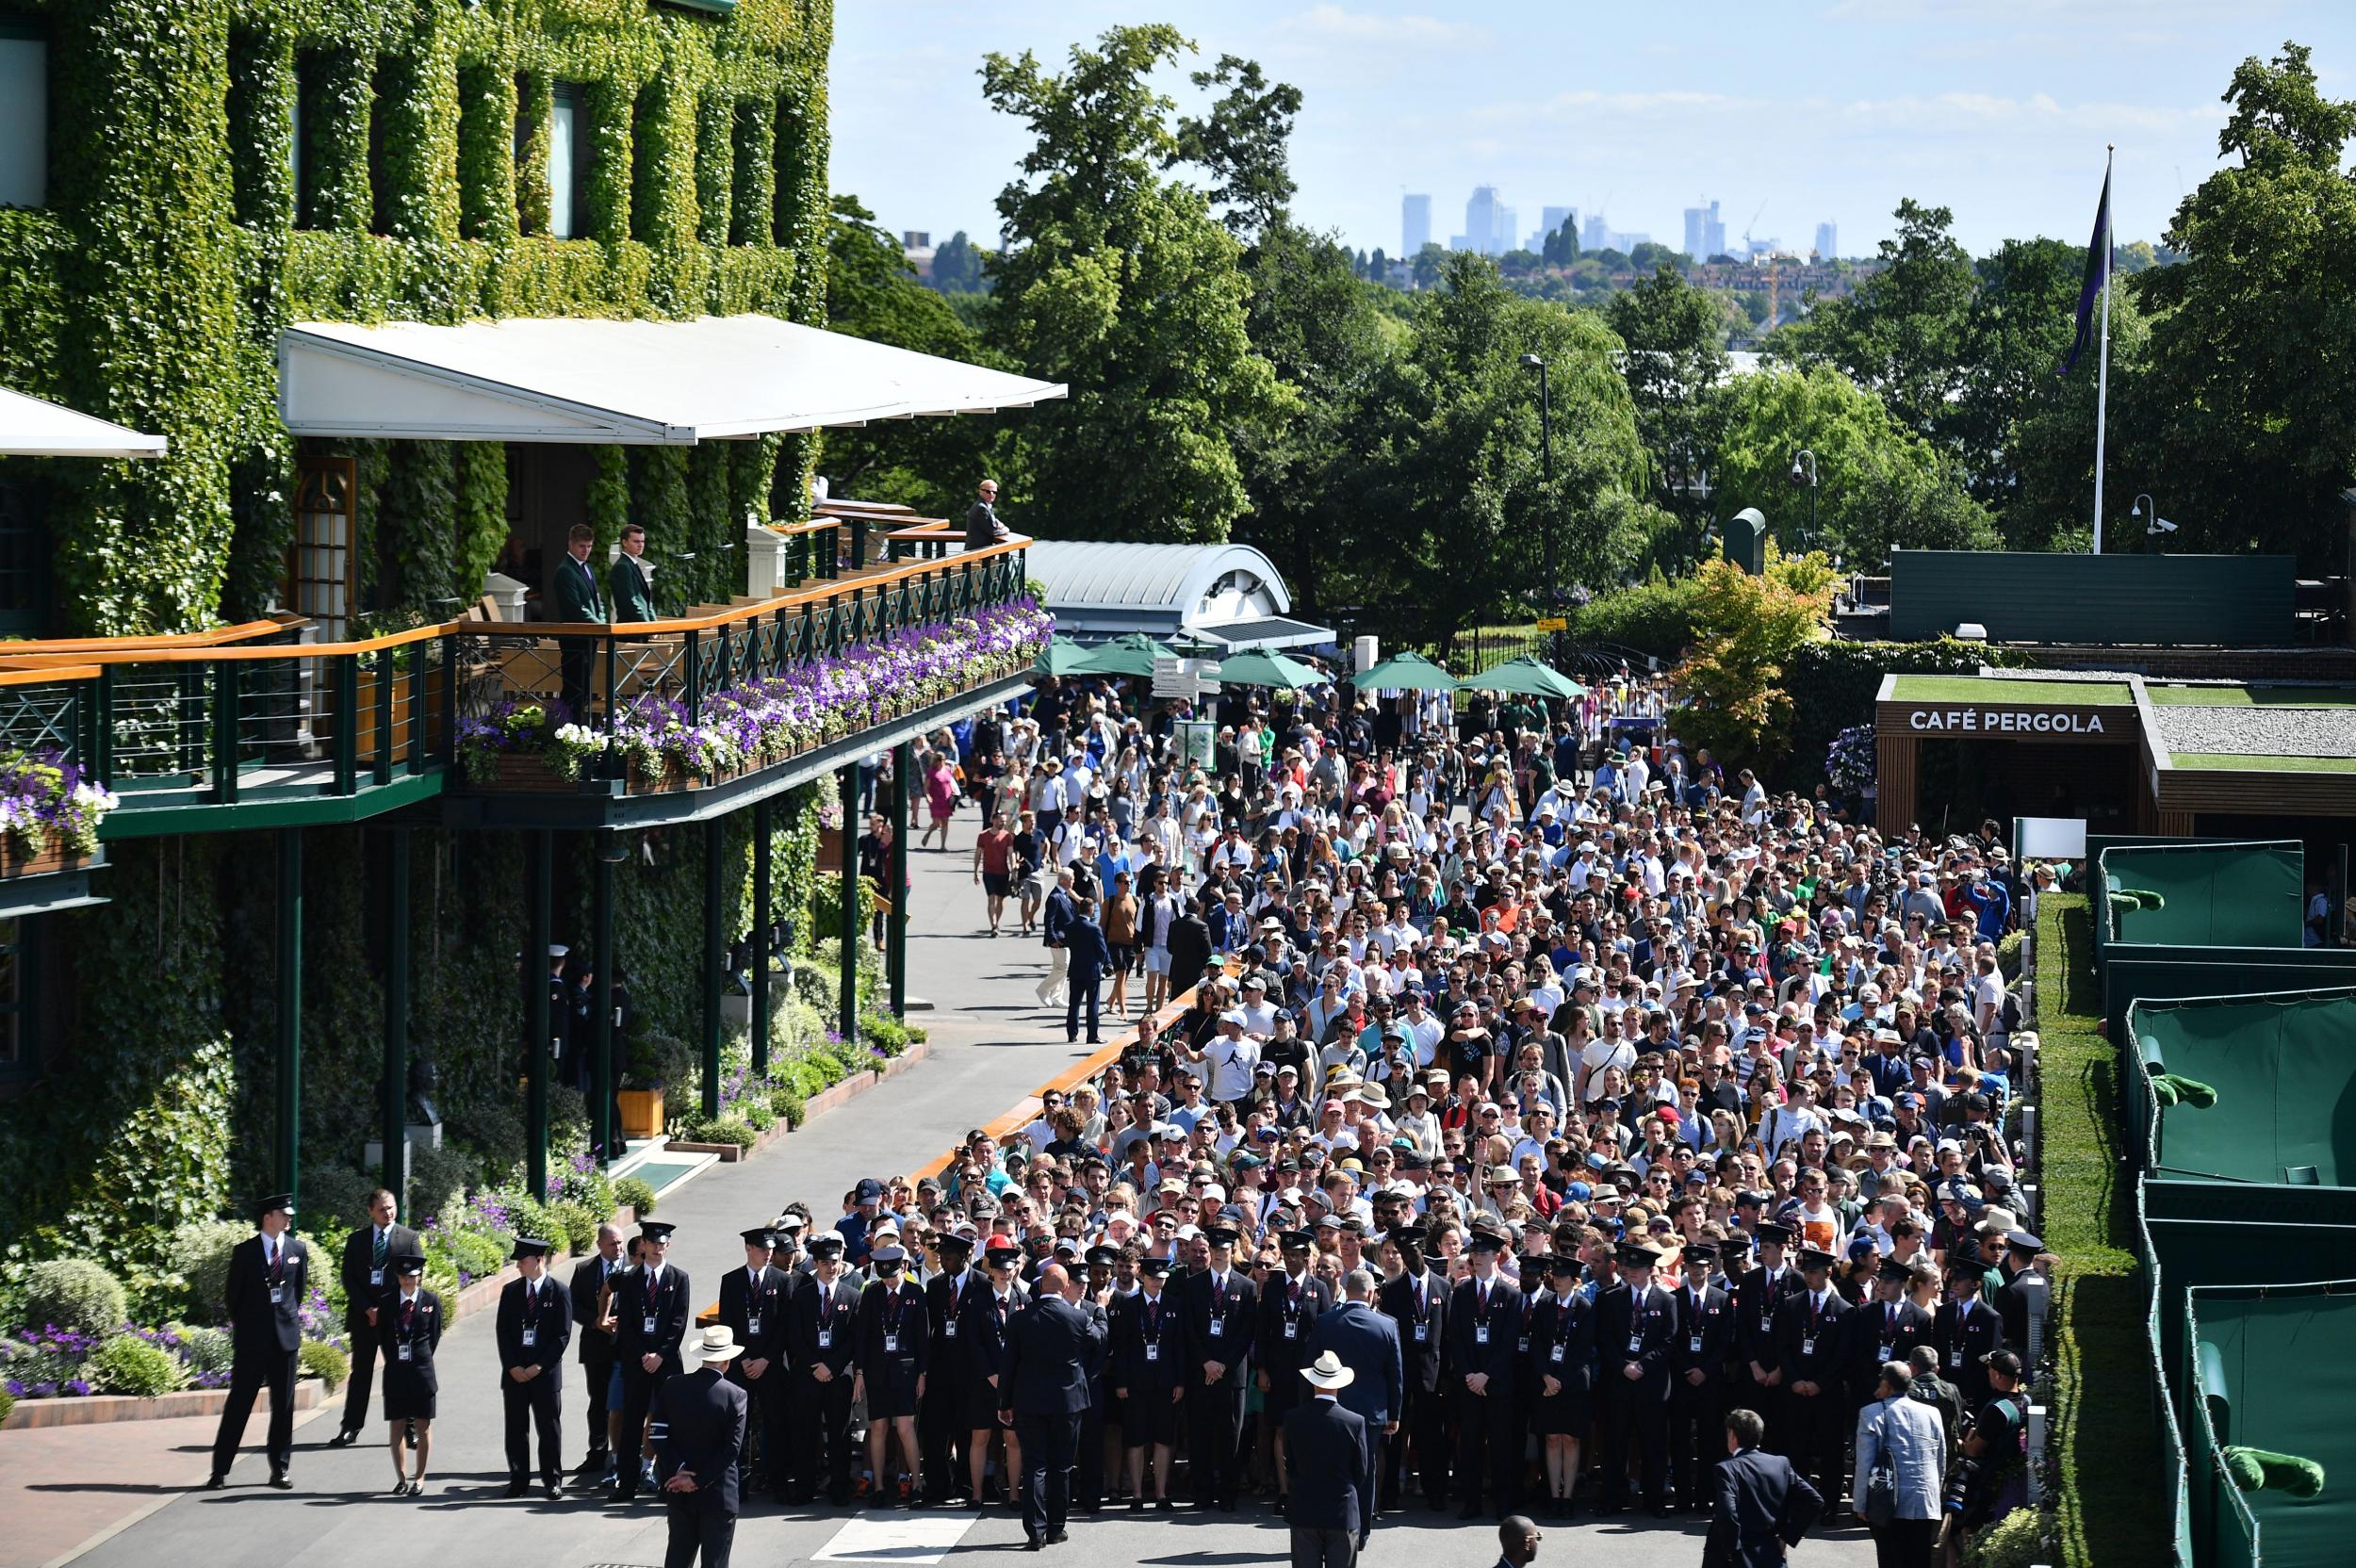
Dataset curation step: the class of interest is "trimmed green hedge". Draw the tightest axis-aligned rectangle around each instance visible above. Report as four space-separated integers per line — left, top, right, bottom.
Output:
2034 894 2163 1568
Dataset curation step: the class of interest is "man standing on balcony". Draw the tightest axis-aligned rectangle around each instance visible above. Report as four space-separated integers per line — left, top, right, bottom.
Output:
611 524 655 623
966 479 1010 551
549 523 608 720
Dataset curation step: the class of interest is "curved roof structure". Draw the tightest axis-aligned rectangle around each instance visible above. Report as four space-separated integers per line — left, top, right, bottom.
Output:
1025 540 1291 615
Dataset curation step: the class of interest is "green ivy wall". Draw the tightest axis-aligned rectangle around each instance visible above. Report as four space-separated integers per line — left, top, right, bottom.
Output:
0 0 836 1276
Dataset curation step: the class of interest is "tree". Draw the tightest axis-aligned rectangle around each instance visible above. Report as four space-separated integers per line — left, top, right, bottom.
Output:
1780 199 1977 442
1947 237 2083 519
1367 245 1388 282
2132 41 2356 566
1706 364 1998 565
928 230 987 294
1412 241 1448 289
1174 54 1302 242
1628 241 1687 273
1666 550 1837 769
981 25 1295 542
1541 219 1579 268
820 196 1008 510
1606 264 1728 516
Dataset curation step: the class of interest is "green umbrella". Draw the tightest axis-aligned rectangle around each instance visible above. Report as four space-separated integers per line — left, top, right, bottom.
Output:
1033 634 1094 676
1352 649 1460 692
1455 655 1585 700
1215 647 1331 690
1073 631 1181 678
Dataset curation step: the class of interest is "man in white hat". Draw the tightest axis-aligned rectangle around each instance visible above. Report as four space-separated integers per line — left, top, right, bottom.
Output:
1284 1349 1372 1568
648 1325 749 1567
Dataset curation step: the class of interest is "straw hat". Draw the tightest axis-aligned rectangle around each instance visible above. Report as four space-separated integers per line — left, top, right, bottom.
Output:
1300 1349 1356 1391
692 1325 744 1364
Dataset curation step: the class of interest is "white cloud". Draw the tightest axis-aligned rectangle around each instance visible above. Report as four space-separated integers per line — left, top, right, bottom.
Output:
1274 5 1491 49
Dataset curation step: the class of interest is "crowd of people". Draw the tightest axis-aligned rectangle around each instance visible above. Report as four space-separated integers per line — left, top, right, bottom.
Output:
205 654 2051 1568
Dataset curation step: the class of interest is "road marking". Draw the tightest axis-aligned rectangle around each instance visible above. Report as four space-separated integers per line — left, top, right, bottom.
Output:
811 1513 978 1563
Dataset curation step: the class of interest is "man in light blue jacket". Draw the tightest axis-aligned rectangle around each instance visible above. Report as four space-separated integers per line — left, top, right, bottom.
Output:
1851 1361 1948 1568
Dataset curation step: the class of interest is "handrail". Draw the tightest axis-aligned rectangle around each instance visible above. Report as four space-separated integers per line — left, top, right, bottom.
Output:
0 661 102 686
0 618 299 653
0 535 1034 668
882 521 955 540
768 518 842 536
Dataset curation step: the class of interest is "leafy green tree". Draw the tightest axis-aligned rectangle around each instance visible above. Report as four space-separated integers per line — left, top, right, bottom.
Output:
981 24 1294 542
821 195 1009 511
1706 364 1997 565
1176 54 1302 242
928 230 988 294
2133 41 2356 565
1780 199 1976 441
1628 241 1687 273
1667 550 1837 769
1541 219 1579 267
1606 264 1728 516
1367 246 1388 282
1947 236 2083 519
1412 241 1448 288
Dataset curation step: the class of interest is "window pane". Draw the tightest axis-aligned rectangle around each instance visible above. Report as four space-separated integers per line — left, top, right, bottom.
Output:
548 86 579 239
0 36 47 210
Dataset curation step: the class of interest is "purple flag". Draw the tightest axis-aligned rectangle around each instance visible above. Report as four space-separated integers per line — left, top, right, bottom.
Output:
2057 168 2111 375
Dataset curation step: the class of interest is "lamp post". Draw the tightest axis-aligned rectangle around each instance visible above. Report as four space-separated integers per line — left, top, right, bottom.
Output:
1789 449 1819 549
2131 493 2177 546
1520 352 1558 611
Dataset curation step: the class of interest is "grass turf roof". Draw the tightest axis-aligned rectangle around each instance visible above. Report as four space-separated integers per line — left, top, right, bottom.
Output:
1887 676 2135 705
2147 684 2356 708
2169 752 2356 772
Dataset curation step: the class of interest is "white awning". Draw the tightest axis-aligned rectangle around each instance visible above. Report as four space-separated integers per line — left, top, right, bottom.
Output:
0 385 168 458
277 313 1066 445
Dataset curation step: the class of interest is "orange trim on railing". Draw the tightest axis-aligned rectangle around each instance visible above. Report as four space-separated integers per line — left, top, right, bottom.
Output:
0 618 294 654
0 661 103 686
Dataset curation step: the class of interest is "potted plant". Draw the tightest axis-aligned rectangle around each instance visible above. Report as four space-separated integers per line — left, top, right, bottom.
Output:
617 1037 665 1141
0 751 116 875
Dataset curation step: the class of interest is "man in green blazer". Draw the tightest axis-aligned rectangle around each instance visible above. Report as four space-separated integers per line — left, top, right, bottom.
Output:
549 523 606 718
610 523 656 623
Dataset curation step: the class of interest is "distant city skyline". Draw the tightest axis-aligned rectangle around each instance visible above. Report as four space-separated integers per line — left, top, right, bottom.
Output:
831 3 2356 260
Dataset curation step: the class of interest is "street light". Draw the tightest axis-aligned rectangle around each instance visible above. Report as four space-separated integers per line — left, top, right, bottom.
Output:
1789 449 1819 548
1520 353 1558 610
2131 494 2177 538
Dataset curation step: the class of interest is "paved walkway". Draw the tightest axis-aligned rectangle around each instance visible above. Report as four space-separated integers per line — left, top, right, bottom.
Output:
6 807 1877 1566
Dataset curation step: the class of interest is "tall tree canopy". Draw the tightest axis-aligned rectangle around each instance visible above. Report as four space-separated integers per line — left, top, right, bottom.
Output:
1175 55 1302 242
1606 264 1727 520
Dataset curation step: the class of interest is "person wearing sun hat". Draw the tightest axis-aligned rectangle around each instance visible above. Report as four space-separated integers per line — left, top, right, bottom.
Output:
1283 1348 1372 1568
648 1325 750 1567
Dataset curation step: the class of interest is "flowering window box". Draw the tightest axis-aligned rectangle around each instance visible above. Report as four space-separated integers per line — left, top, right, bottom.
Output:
0 841 90 879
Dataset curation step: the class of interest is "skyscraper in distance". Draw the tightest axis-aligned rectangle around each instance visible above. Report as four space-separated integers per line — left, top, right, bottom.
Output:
1402 192 1431 256
1581 213 1610 252
1684 201 1724 260
1541 205 1574 244
1465 185 1503 256
1814 220 1838 260
1495 204 1518 255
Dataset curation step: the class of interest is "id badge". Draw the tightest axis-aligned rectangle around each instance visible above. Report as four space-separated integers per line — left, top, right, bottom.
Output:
747 1314 762 1337
1414 1322 1430 1343
397 1342 414 1363
1689 1335 1703 1354
1519 1334 1532 1354
1759 1315 1773 1334
884 1332 900 1354
369 1268 384 1287
1800 1336 1815 1357
522 1327 537 1348
642 1315 657 1336
1475 1324 1490 1346
1628 1334 1644 1356
1208 1316 1224 1337
1548 1343 1565 1364
1949 1348 1964 1368
1145 1343 1161 1364
1877 1342 1892 1362
269 1285 284 1305
817 1328 833 1349
1283 1319 1298 1341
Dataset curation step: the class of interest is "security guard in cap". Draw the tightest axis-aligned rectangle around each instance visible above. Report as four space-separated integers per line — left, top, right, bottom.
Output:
1845 1258 1932 1440
612 1220 692 1502
1074 1244 1121 1512
1183 1223 1258 1511
209 1192 310 1489
1668 1240 1737 1515
922 1231 978 1504
1257 1229 1335 1508
961 1242 1031 1506
1933 1257 2004 1407
497 1236 572 1497
718 1228 793 1497
857 1242 929 1503
1774 1245 1852 1511
1595 1239 1680 1516
1114 1253 1189 1511
1446 1232 1523 1520
791 1233 863 1505
1733 1219 1803 1449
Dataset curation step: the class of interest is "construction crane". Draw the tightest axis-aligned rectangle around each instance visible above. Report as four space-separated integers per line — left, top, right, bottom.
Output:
1742 198 1769 253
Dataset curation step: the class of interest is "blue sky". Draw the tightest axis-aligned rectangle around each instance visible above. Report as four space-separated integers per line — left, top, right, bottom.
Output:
829 1 2356 260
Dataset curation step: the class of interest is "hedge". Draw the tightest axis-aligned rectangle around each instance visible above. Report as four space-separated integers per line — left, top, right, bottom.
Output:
2033 894 2163 1568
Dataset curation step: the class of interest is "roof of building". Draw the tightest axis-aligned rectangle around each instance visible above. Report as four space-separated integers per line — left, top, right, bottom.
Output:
1025 540 1292 615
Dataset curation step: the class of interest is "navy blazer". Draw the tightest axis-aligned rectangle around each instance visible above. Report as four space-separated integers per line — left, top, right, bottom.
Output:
1282 1396 1372 1536
496 1272 573 1375
1703 1446 1824 1568
1259 1269 1336 1381
1065 916 1113 981
226 1233 310 1357
1184 1266 1259 1378
1595 1281 1682 1399
1112 1284 1190 1396
1042 887 1077 948
999 1293 1104 1417
1445 1273 1522 1388
652 1367 747 1515
614 1264 693 1370
1305 1300 1405 1428
1378 1266 1450 1392
717 1263 794 1368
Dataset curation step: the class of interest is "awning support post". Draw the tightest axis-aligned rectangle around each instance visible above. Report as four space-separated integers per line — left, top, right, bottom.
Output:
381 826 409 1200
890 741 910 1017
592 848 615 1165
839 761 861 1047
526 829 551 1203
752 800 773 1074
702 818 725 1119
276 828 303 1204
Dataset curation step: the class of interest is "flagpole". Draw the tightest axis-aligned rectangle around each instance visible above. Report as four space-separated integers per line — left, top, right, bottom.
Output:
2092 144 2113 555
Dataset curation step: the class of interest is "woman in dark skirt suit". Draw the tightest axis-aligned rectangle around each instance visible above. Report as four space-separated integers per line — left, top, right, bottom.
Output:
381 1253 445 1495
856 1245 931 1504
1524 1253 1597 1518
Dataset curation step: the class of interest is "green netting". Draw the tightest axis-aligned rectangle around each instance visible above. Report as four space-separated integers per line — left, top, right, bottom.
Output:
2098 841 2307 956
2130 991 2356 1188
2188 1282 2356 1566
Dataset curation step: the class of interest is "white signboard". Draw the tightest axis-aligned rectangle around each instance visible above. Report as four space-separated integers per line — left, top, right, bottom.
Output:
2014 816 2088 859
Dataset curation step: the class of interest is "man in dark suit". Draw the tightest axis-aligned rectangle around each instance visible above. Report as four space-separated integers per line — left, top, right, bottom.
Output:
652 1326 751 1568
330 1185 419 1446
1774 1247 1852 1512
1704 1407 1824 1568
717 1227 793 1497
1377 1230 1450 1511
1671 1240 1739 1514
1184 1224 1259 1511
791 1233 864 1505
1734 1220 1802 1452
998 1263 1106 1549
962 1242 1031 1506
208 1192 309 1489
498 1236 573 1496
1261 1230 1337 1507
611 524 656 622
548 522 607 718
1844 1259 1932 1441
1933 1258 2004 1407
1165 896 1215 1001
964 478 1009 551
1283 1351 1373 1568
922 1232 978 1504
1595 1240 1680 1516
613 1220 694 1502
1064 894 1113 1045
1304 1267 1402 1541
1447 1232 1524 1520
570 1223 626 1483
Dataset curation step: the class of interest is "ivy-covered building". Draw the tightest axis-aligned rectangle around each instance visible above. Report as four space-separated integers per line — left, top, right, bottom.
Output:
0 0 1055 1289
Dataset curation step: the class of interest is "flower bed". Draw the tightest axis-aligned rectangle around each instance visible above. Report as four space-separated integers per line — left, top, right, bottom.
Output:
0 750 116 868
457 601 1052 790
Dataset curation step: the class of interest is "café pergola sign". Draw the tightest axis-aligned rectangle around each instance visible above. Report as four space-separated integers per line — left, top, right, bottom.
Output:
1901 704 2112 735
